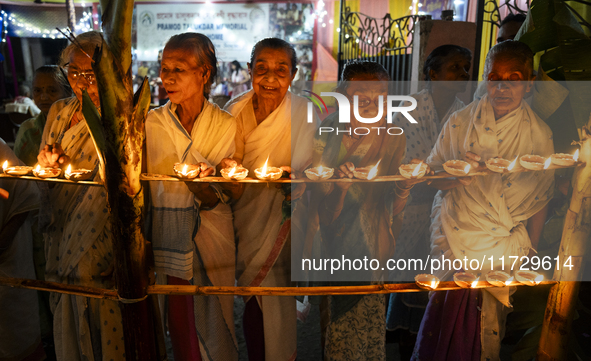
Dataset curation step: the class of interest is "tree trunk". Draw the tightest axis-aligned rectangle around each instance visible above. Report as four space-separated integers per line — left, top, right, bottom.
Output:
537 125 591 360
80 0 157 358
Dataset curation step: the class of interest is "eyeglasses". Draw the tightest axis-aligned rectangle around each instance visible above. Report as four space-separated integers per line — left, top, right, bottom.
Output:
62 63 96 85
355 96 388 108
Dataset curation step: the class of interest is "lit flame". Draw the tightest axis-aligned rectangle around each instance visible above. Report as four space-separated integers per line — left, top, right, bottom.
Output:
574 149 579 162
463 163 471 174
66 164 72 176
181 164 188 176
2 161 7 172
261 157 269 176
318 165 324 174
471 277 479 288
534 274 544 285
367 160 381 180
508 156 518 171
505 276 514 286
228 166 236 177
430 280 436 289
35 164 41 173
412 162 423 177
544 157 552 170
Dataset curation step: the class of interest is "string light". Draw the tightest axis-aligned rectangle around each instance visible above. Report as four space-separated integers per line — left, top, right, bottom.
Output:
0 9 96 40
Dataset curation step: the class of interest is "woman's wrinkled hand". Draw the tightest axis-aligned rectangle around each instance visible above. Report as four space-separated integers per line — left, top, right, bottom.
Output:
38 144 70 168
217 158 238 174
198 162 214 178
464 151 485 171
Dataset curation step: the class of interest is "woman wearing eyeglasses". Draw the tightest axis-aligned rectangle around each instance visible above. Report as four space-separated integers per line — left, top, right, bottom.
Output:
35 31 126 360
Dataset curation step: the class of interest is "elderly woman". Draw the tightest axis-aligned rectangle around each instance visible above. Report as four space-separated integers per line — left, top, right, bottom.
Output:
224 38 316 361
36 31 126 360
145 33 238 361
308 60 421 360
14 65 71 166
386 44 471 350
412 41 554 360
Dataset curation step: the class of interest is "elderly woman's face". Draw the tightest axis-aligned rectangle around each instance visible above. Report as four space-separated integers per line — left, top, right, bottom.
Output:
67 49 99 106
249 48 296 105
345 74 389 127
485 55 533 115
33 73 68 116
160 48 208 106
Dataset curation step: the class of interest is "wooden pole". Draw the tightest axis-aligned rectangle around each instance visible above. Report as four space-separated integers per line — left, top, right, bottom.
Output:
65 0 76 32
537 125 591 360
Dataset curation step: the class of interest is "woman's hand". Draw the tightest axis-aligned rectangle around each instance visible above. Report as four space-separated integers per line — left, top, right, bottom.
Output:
217 158 238 174
335 162 355 190
38 144 70 168
464 151 486 172
198 162 215 178
0 188 8 199
278 166 306 201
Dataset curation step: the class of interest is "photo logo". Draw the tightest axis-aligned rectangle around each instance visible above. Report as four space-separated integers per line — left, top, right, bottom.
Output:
306 92 419 136
303 90 329 115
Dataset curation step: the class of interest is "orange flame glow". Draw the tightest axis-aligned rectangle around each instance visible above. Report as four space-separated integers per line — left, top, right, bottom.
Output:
471 277 479 288
2 161 7 172
35 164 41 173
66 164 72 176
181 164 188 176
508 156 518 171
544 157 552 170
430 280 437 289
261 158 269 176
505 276 514 286
574 149 579 162
228 166 236 177
367 160 381 180
463 163 471 174
534 274 544 285
412 162 423 177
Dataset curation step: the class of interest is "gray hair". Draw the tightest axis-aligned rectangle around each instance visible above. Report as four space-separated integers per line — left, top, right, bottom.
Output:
164 32 218 99
59 31 103 67
336 60 390 93
484 40 534 78
250 38 297 75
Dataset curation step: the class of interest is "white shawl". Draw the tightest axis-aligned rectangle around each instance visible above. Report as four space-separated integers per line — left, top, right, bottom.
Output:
427 95 554 282
146 100 236 281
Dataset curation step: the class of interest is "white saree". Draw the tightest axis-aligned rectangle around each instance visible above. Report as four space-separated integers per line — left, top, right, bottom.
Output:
224 89 316 361
40 97 126 360
0 139 42 360
426 95 554 360
146 100 238 361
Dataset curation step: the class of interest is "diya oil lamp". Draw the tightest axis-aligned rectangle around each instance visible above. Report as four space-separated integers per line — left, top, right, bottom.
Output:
221 165 249 181
2 161 33 176
443 160 471 177
485 156 517 173
353 160 381 180
399 161 427 179
304 165 334 181
254 158 283 181
173 163 201 179
519 155 546 171
453 272 479 288
515 270 544 286
551 149 579 167
64 164 93 181
33 164 61 178
415 274 440 290
485 270 512 287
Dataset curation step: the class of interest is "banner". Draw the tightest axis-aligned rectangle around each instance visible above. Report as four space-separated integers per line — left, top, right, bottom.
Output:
136 3 270 62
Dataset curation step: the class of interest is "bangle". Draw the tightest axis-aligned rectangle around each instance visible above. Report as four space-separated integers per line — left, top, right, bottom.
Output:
394 188 410 199
395 181 413 192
